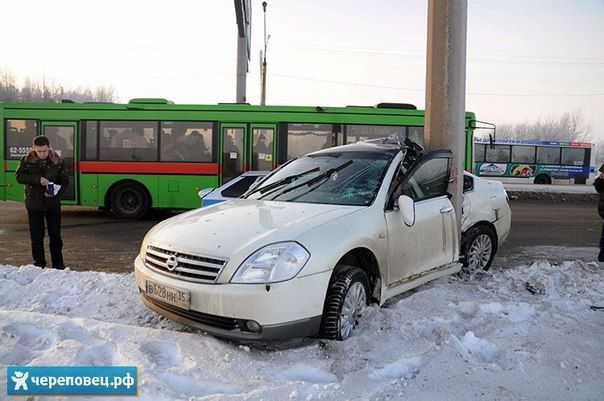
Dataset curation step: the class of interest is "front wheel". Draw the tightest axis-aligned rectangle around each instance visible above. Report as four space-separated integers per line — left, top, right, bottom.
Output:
461 225 497 273
320 266 369 341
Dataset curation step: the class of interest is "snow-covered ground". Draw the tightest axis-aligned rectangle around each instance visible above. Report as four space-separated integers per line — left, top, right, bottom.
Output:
1 258 603 401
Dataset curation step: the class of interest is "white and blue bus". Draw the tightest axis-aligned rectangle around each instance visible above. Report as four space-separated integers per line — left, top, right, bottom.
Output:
473 138 594 185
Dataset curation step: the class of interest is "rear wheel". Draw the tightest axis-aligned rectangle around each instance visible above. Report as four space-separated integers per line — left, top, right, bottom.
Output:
110 182 150 219
461 225 497 273
534 174 551 185
320 266 369 341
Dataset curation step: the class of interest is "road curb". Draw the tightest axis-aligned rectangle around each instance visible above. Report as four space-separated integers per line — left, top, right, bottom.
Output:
507 190 598 202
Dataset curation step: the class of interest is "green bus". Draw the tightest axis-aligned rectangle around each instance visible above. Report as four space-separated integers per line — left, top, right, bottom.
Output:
1 99 477 218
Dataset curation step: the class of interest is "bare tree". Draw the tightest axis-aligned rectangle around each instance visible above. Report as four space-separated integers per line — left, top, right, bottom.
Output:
497 109 592 142
0 69 118 103
0 70 19 101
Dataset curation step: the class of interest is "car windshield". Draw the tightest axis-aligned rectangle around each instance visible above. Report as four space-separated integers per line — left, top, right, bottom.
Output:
245 151 394 206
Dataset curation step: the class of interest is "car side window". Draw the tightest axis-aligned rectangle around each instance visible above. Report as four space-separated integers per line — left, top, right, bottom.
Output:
221 176 260 198
400 158 450 201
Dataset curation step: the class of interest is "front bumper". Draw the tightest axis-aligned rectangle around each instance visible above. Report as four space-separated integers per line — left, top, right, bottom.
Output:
134 255 329 341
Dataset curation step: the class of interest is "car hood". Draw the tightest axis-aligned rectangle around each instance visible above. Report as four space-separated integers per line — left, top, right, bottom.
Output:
148 199 362 257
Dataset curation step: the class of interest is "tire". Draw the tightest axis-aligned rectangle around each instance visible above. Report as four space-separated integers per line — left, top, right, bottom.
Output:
534 174 551 185
320 266 369 341
461 225 497 273
110 182 150 219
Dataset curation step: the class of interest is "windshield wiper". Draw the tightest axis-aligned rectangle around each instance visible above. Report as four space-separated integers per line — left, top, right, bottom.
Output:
246 167 320 197
269 160 354 200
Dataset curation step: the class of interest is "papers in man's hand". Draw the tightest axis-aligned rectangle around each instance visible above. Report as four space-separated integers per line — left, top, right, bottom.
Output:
45 182 62 196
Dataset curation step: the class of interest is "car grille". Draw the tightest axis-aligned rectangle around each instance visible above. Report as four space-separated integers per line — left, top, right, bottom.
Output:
141 293 244 331
145 245 227 283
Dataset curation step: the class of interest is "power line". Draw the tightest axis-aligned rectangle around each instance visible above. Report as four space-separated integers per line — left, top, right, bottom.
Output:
271 73 604 97
271 43 604 63
270 45 604 66
270 50 604 85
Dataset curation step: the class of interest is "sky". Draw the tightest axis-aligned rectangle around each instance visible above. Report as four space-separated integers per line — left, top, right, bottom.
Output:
3 0 604 141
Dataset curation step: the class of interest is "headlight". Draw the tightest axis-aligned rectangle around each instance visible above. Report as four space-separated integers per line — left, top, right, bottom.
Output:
231 242 310 284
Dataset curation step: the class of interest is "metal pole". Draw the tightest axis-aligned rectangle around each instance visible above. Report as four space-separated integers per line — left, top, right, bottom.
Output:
425 0 467 231
236 36 247 103
260 1 268 105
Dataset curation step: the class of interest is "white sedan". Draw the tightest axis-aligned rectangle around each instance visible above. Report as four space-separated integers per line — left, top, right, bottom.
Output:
136 140 511 341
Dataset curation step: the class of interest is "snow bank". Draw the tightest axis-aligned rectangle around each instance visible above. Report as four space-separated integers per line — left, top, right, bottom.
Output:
0 260 602 400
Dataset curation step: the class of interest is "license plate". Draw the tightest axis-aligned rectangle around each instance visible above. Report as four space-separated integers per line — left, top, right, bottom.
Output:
145 280 190 310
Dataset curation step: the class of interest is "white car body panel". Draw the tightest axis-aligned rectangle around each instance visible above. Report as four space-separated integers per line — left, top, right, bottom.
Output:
148 199 364 282
462 172 511 247
385 195 456 284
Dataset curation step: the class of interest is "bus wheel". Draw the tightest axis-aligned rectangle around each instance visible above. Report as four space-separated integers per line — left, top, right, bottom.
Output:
110 182 150 219
533 174 551 185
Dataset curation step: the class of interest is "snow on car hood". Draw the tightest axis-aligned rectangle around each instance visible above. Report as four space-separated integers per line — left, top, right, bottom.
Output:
147 199 362 257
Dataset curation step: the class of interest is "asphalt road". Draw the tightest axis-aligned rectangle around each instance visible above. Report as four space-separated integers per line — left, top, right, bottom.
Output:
0 199 600 273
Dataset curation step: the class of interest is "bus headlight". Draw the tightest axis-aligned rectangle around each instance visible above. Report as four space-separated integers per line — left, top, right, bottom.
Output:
231 242 310 284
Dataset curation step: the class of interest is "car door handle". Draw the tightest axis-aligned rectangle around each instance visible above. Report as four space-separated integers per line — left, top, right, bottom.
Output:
440 206 454 214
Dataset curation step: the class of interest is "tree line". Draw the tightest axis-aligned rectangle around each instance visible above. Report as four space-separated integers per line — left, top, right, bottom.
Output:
0 70 117 103
497 109 592 143
495 109 602 163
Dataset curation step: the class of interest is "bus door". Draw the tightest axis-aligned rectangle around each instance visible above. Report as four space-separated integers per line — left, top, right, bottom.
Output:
220 124 247 184
41 122 78 204
250 124 277 171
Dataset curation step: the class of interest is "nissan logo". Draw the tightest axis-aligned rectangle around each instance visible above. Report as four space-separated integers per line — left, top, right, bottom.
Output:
166 255 179 271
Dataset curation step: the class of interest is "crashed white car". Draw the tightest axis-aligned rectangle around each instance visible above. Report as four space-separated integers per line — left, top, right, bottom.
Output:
135 140 511 341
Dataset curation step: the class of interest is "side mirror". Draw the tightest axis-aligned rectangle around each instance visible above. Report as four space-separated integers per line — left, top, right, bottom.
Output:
397 195 415 226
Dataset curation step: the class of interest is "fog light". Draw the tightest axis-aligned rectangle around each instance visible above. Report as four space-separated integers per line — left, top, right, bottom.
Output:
246 320 261 333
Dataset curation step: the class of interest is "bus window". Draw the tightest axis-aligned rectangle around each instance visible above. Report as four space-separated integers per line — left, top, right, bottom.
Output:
485 145 510 163
6 119 37 159
83 121 98 160
99 121 158 161
222 127 245 183
536 147 560 165
511 146 536 164
287 123 334 159
408 126 424 146
345 125 406 144
473 144 485 162
160 122 213 162
561 147 586 166
252 128 274 170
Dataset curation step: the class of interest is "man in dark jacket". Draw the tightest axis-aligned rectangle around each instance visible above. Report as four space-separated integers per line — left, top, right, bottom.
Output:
595 163 604 262
16 135 69 269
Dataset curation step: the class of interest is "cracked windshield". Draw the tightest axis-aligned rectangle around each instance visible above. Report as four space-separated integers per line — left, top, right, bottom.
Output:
246 152 394 206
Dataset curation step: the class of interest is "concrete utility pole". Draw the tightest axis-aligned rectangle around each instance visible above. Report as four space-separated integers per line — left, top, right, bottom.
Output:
260 1 268 106
425 0 468 231
236 36 248 103
234 0 251 103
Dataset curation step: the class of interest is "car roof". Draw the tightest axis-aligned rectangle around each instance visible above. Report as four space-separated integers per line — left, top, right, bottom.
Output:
240 171 270 176
308 140 403 157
